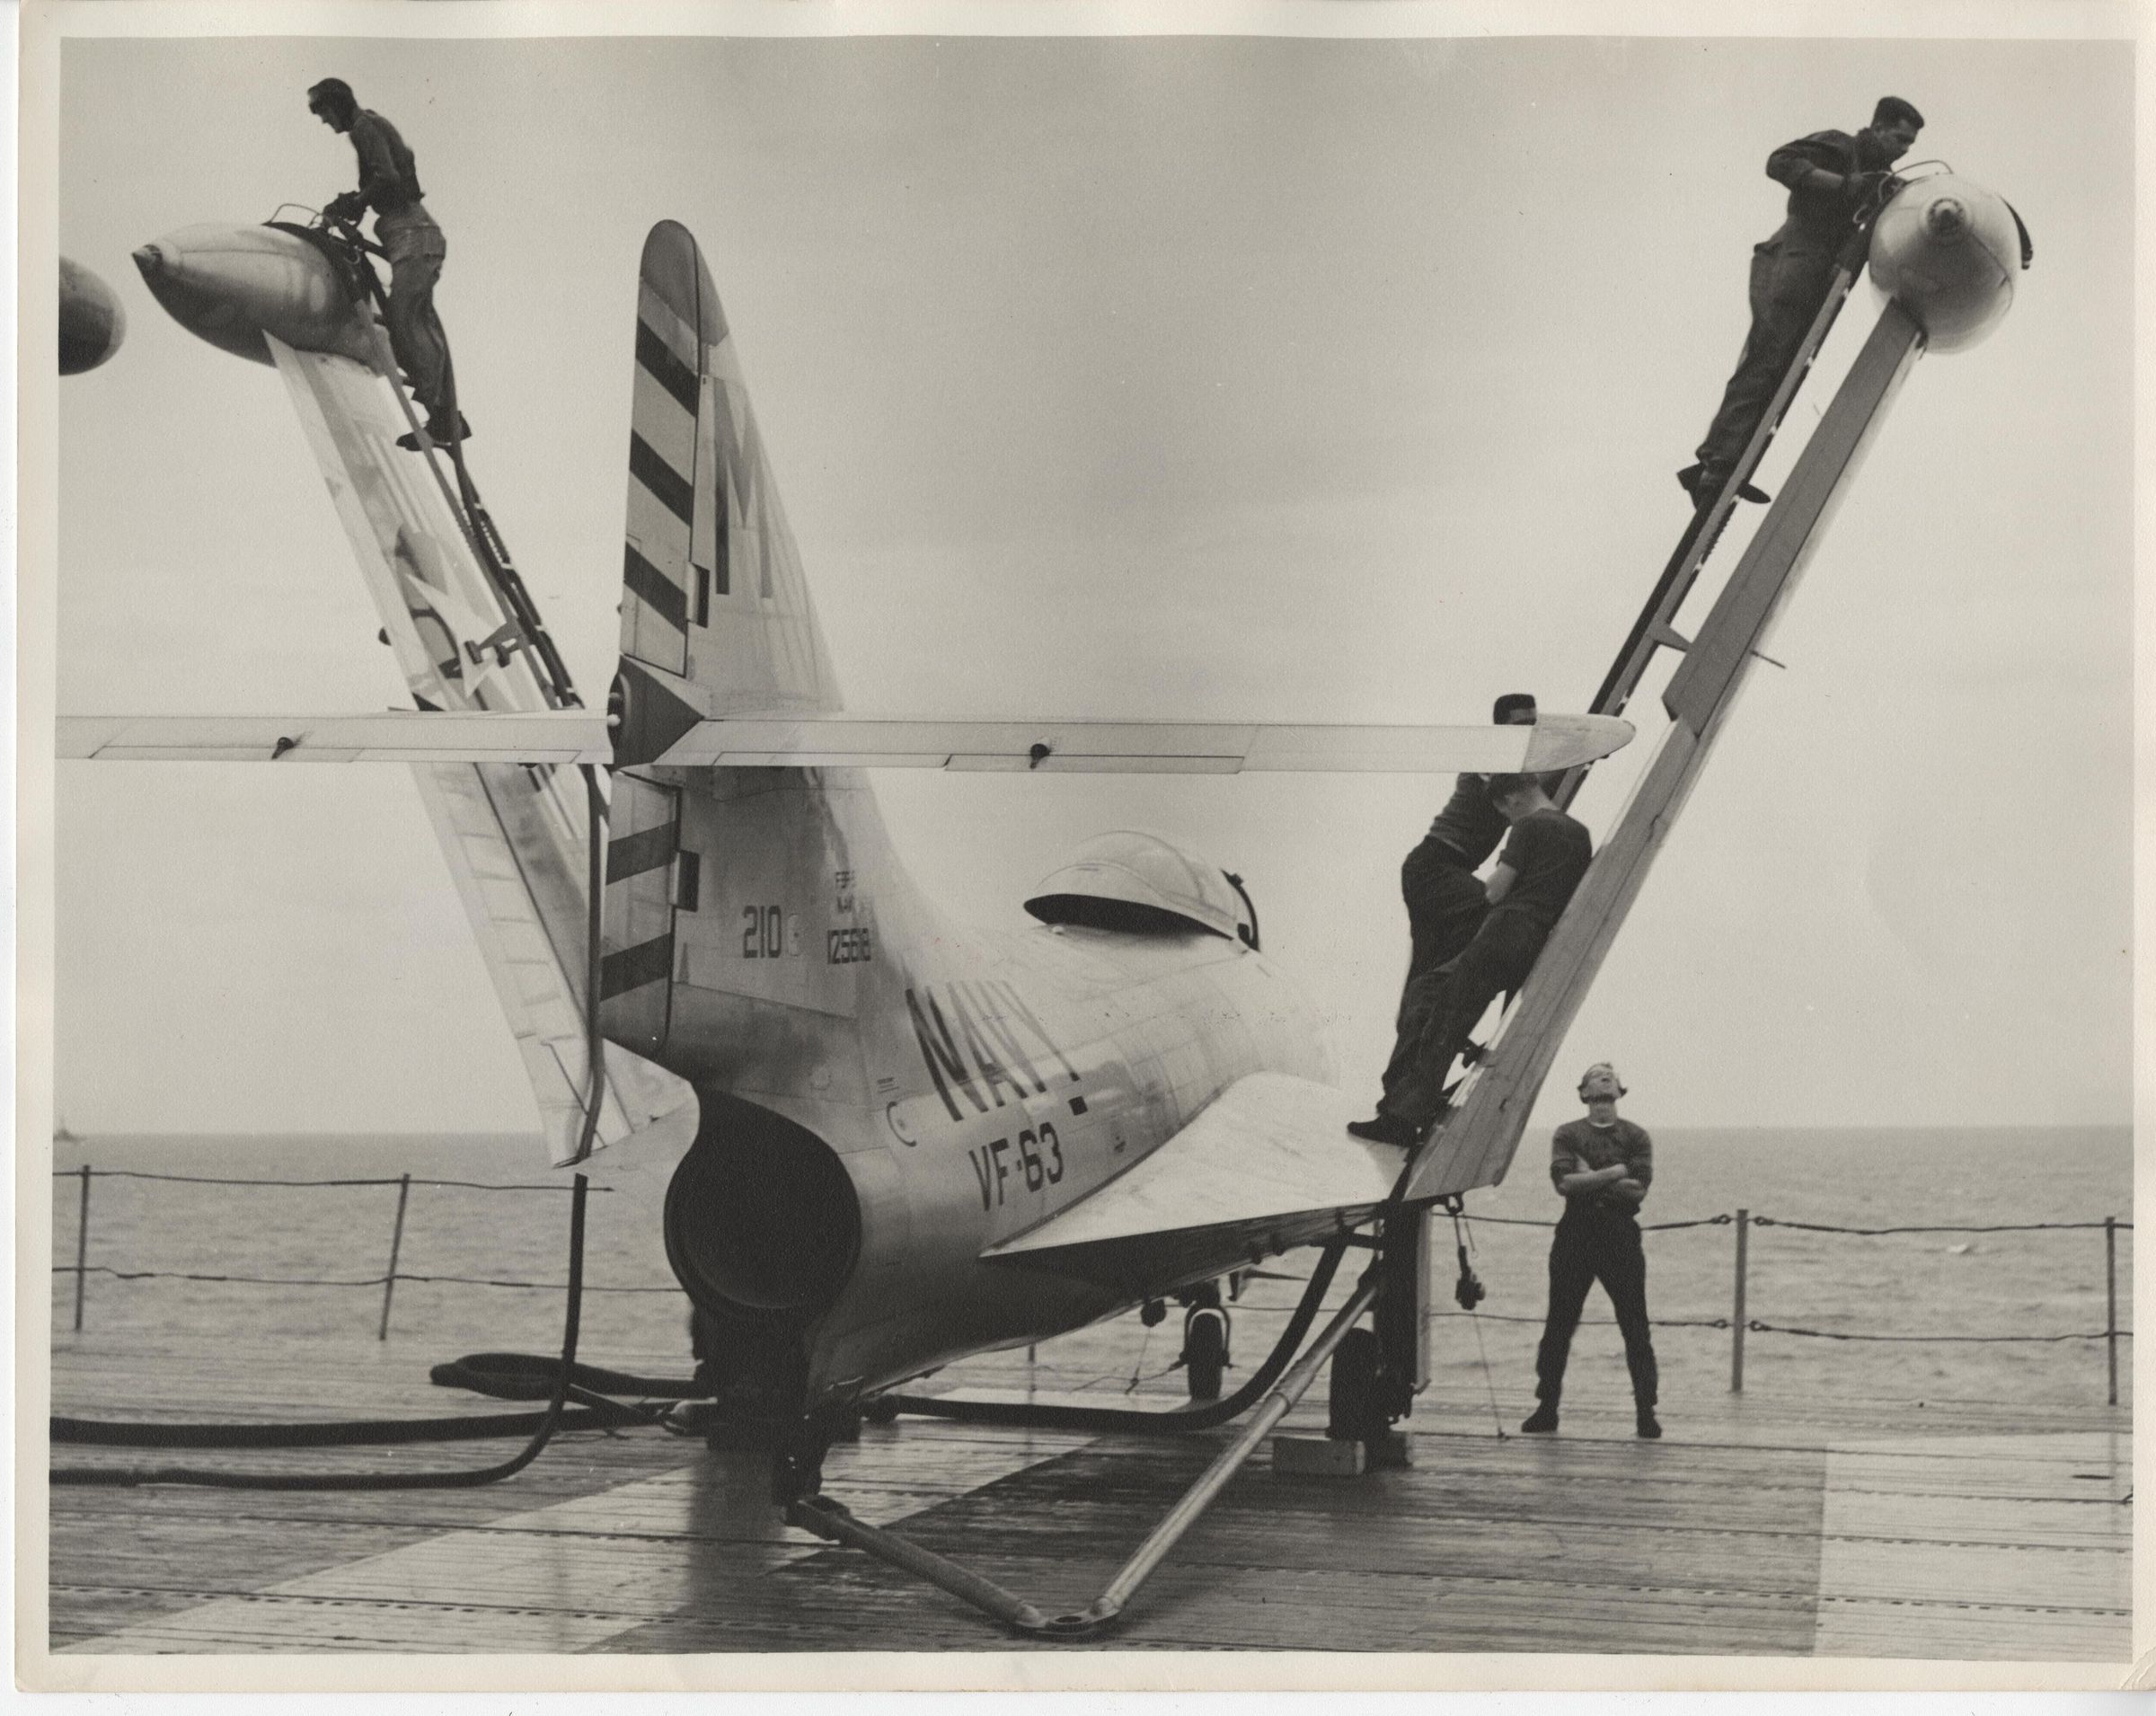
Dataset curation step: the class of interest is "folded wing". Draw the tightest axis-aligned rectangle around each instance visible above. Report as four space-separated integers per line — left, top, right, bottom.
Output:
265 334 691 1163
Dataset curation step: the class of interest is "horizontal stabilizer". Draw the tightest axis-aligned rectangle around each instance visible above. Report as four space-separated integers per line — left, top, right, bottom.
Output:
60 711 1632 774
59 712 618 765
980 1073 1409 1295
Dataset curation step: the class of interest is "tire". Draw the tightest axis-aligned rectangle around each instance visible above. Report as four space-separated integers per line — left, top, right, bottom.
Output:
1184 1309 1228 1402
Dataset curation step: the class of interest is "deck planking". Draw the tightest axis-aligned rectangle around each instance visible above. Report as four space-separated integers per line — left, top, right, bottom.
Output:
40 1330 2131 1661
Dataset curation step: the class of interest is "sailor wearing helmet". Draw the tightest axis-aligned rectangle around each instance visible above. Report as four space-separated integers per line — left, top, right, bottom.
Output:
1521 1062 1661 1439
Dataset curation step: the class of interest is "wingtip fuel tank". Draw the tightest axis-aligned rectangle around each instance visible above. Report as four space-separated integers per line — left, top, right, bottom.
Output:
1867 174 2027 353
133 222 377 367
59 257 127 375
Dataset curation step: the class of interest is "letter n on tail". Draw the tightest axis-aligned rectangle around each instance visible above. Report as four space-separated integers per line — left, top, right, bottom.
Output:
907 987 988 1122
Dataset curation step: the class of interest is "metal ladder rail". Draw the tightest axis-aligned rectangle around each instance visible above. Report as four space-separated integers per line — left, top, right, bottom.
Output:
444 433 586 712
1554 224 1876 811
331 220 583 712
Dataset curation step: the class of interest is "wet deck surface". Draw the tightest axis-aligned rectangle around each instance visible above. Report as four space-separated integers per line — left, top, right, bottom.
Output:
43 1331 2130 1660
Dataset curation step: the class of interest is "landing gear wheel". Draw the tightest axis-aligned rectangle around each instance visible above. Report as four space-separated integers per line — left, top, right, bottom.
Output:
1182 1307 1228 1402
1327 1326 1385 1445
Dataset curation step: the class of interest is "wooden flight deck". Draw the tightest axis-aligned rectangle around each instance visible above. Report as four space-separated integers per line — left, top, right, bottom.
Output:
45 1330 2129 1661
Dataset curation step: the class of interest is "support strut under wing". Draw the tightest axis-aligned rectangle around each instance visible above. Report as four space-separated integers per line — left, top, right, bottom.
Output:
1407 300 1926 1203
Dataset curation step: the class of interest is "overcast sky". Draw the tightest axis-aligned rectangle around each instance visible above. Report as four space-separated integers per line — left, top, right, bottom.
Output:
40 21 2134 1137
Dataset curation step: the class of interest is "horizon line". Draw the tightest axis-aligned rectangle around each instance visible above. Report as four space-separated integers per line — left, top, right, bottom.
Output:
49 1120 2134 1141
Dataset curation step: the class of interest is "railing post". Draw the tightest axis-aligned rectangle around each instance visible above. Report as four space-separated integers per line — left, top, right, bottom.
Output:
2105 1215 2118 1407
71 1163 92 1336
1730 1208 1748 1393
378 1172 411 1341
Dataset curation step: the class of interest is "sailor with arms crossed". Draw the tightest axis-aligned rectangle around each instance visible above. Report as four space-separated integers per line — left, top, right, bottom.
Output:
1522 1062 1661 1440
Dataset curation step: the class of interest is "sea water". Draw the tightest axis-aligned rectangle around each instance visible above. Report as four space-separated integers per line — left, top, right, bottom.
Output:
46 1127 2132 1417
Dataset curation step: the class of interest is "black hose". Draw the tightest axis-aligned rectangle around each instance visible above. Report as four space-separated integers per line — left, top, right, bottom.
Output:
54 1397 651 1449
51 1177 593 1490
570 764 606 1163
429 1352 708 1402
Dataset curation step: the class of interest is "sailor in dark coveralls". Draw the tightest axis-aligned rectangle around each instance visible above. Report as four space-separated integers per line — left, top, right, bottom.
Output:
1522 1063 1660 1440
1351 771 1592 1145
1368 693 1541 1118
1679 96 1923 508
309 78 468 449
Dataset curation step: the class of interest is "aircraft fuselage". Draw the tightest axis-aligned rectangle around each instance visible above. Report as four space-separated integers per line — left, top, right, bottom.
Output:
637 761 1334 1407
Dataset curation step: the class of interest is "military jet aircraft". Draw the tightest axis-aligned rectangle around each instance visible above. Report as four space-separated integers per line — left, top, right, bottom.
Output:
69 171 2022 1628
102 213 1631 1458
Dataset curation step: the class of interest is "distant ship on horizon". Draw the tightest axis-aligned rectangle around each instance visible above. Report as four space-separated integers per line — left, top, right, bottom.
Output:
54 1115 82 1145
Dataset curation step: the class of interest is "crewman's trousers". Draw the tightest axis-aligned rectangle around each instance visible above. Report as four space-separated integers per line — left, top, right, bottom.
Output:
377 208 453 426
1533 1207 1658 1410
1693 238 1839 474
1376 842 1489 1101
1381 909 1546 1127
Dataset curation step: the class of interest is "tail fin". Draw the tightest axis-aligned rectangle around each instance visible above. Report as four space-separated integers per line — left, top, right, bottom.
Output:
601 223 899 1074
613 220 840 761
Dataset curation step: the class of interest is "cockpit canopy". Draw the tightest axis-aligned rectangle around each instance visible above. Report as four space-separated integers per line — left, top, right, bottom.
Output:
1023 829 1257 945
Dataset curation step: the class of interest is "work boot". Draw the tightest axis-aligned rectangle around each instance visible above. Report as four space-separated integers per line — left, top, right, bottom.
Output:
1520 1402 1559 1434
397 412 473 453
1636 1406 1663 1440
1347 1113 1422 1147
1677 463 1771 508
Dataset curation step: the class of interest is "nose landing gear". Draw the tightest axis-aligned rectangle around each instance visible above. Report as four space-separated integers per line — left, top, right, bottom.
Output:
1178 1285 1231 1402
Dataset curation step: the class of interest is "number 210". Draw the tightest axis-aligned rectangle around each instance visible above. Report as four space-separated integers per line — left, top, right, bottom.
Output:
741 904 782 958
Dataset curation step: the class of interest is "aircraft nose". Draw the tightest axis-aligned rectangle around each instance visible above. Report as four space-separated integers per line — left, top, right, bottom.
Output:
131 243 165 281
